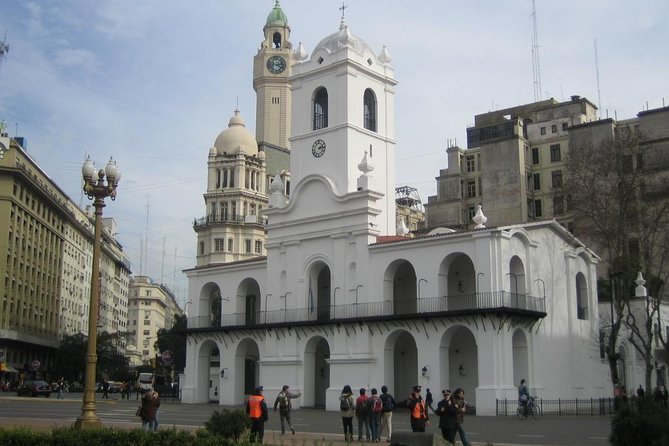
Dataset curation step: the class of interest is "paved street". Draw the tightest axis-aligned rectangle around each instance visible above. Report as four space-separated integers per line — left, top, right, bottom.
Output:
0 393 611 445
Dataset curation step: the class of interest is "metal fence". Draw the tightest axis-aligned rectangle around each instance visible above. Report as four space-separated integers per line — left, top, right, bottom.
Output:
496 397 618 416
188 291 546 329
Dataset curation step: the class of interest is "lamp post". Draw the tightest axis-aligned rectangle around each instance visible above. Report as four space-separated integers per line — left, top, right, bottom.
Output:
418 279 428 311
476 272 485 294
333 287 341 318
75 156 120 429
281 292 291 322
264 294 272 323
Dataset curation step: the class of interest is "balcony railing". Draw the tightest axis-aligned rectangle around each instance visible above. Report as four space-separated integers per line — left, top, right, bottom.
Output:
187 291 546 330
193 213 260 229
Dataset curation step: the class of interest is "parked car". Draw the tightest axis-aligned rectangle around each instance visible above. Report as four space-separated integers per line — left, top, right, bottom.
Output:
108 381 123 393
68 381 83 392
16 380 51 397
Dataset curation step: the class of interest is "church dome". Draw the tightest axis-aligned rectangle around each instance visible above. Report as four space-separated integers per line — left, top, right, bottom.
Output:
213 110 258 156
266 1 288 27
312 19 374 58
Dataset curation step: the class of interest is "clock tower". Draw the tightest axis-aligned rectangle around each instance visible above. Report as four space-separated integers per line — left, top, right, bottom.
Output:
253 0 293 159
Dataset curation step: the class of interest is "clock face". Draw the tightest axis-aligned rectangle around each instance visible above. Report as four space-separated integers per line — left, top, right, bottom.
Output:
266 56 286 74
312 139 326 158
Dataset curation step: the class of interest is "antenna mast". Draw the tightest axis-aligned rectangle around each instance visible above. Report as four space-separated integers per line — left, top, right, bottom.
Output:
594 39 602 113
531 0 542 102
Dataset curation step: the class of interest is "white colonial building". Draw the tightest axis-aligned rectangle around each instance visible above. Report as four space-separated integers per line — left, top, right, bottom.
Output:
182 3 610 415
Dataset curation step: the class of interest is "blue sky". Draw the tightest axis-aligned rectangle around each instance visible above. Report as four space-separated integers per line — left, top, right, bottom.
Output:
1 0 667 306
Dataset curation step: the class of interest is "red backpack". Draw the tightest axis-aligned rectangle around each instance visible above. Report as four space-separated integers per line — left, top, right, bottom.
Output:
370 396 383 414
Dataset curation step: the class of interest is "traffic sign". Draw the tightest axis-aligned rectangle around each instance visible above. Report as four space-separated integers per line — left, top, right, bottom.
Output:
161 350 173 363
31 359 40 370
0 351 5 362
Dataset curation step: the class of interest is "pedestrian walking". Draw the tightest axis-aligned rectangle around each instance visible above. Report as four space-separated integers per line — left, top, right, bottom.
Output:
339 385 356 442
379 385 396 443
140 389 160 431
246 385 269 443
101 379 110 399
355 387 371 441
273 384 301 435
56 378 65 399
425 388 433 410
407 385 429 432
367 388 383 442
637 384 645 398
452 388 470 446
434 390 457 444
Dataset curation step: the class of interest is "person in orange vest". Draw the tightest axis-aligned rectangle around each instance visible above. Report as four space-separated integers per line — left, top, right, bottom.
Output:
407 385 429 432
246 385 269 442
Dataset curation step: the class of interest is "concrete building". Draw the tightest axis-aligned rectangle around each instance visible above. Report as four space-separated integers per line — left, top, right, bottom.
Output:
425 97 598 230
0 132 131 378
182 4 610 415
128 276 183 365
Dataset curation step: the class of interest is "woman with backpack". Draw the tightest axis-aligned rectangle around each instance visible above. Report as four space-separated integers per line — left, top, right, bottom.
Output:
339 385 356 442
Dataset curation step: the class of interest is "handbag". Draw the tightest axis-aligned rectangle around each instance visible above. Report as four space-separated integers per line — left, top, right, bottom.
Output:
135 406 142 417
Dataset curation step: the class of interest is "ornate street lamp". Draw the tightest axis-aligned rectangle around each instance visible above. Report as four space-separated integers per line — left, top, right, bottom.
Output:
75 156 120 429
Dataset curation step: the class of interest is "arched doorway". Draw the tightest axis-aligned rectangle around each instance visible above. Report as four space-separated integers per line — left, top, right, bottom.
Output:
384 330 418 397
440 326 478 406
237 278 261 326
384 260 417 315
307 262 331 321
509 256 527 308
235 338 260 398
196 340 220 403
305 336 330 407
439 253 475 310
199 283 222 327
512 329 529 387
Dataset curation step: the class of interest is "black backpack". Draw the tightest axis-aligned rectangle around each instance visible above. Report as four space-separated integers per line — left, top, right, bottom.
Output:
356 398 368 415
381 394 395 412
278 392 289 410
340 395 351 411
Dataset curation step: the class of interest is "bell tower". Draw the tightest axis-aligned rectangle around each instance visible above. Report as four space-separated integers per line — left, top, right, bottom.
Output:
253 1 292 153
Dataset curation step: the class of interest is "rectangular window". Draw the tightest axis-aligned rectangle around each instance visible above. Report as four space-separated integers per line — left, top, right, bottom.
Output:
214 239 225 252
553 196 564 214
467 206 476 222
551 170 563 188
477 153 481 171
254 240 262 254
245 239 252 253
562 122 568 131
467 180 476 198
540 126 546 135
466 155 475 172
551 124 557 133
534 199 543 218
143 329 150 335
227 238 233 252
531 148 539 165
143 319 150 325
533 173 541 191
550 144 561 162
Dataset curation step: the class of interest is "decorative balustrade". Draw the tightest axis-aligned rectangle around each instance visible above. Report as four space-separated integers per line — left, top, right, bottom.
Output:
187 291 546 330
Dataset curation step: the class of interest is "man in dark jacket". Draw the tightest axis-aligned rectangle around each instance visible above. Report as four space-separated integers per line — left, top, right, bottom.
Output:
246 386 269 442
379 385 396 443
434 390 457 444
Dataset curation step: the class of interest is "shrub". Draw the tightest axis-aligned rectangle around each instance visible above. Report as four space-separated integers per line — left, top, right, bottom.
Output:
611 398 669 446
204 409 251 441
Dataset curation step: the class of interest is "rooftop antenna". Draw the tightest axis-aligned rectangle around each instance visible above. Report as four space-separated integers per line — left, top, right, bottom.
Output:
0 31 8 75
531 0 542 102
594 39 602 114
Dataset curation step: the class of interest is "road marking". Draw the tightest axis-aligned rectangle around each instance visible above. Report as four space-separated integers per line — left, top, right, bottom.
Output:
518 434 546 438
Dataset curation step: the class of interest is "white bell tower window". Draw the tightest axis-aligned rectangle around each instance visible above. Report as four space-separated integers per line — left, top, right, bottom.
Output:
313 87 329 130
363 88 377 132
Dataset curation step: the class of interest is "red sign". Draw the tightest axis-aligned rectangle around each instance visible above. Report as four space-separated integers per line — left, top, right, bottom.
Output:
161 350 172 363
31 360 41 370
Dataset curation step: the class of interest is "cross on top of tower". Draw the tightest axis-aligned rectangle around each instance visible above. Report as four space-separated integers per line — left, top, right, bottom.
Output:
339 2 348 19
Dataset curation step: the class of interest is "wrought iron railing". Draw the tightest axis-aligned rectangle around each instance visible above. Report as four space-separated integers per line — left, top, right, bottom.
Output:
496 397 621 416
187 291 546 329
193 214 260 228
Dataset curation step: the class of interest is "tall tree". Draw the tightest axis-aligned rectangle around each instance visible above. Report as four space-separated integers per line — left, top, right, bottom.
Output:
565 127 669 392
156 314 187 374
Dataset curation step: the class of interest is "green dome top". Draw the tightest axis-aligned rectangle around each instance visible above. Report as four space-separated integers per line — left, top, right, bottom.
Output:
266 0 288 27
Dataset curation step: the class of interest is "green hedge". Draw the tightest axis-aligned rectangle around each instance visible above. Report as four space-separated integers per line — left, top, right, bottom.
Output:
611 398 669 446
0 409 252 445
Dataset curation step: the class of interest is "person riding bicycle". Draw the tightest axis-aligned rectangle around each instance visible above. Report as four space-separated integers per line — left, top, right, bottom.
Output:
518 379 530 417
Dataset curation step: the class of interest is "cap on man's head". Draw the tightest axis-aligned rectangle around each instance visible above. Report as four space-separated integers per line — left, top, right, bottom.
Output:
255 385 264 392
282 385 289 391
412 385 421 392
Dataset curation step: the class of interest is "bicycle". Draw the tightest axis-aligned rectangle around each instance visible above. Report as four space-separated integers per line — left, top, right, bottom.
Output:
517 396 542 419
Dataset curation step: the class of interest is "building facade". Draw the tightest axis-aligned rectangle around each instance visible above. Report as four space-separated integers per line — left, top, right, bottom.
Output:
425 97 598 230
0 133 131 379
182 5 610 415
128 275 182 365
